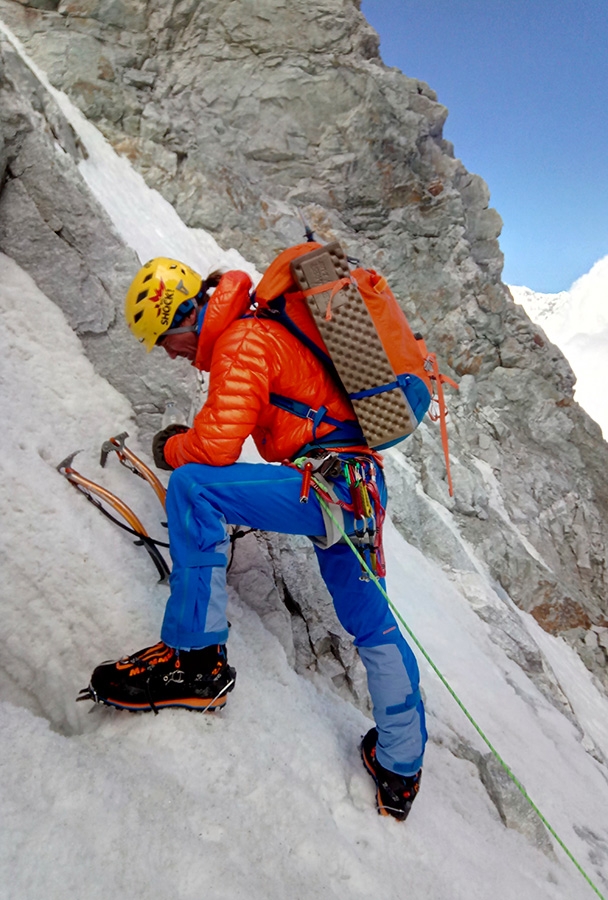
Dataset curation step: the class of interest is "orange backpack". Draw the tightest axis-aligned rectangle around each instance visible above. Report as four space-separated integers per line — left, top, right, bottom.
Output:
255 242 458 494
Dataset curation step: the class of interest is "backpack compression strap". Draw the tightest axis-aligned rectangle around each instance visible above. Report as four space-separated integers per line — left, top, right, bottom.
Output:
284 276 356 321
254 295 336 372
425 353 459 496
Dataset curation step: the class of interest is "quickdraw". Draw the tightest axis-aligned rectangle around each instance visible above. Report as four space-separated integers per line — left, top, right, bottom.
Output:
290 452 386 581
344 458 386 580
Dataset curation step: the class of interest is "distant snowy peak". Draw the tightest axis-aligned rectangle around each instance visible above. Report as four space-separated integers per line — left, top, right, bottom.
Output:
510 254 608 345
509 255 608 438
508 285 570 342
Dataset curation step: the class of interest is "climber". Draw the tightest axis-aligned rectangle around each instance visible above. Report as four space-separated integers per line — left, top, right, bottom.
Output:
86 256 426 821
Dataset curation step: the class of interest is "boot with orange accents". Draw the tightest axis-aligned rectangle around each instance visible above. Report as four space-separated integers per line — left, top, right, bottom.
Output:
79 641 236 713
361 727 421 821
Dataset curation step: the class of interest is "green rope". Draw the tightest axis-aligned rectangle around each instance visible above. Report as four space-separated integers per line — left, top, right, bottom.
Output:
317 494 607 900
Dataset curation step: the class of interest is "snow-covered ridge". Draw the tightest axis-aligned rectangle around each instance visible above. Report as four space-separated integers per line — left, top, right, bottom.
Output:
508 284 571 334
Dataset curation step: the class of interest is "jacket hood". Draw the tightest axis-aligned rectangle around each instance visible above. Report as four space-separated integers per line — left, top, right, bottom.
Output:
195 270 253 371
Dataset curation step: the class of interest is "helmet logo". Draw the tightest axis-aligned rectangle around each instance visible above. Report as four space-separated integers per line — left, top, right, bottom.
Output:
148 278 175 325
176 279 189 295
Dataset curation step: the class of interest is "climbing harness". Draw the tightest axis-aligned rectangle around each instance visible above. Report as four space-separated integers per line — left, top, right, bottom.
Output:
289 451 386 580
344 457 387 579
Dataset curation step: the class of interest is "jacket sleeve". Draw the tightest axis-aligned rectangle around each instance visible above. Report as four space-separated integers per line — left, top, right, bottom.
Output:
163 322 271 468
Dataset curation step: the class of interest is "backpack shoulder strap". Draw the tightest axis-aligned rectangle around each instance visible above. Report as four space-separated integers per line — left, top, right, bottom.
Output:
250 295 366 450
255 294 337 376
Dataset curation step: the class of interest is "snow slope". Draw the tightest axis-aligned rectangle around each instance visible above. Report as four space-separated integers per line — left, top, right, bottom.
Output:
510 256 608 438
1 23 608 900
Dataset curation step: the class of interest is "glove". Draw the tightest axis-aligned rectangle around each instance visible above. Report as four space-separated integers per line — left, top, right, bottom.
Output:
152 424 189 470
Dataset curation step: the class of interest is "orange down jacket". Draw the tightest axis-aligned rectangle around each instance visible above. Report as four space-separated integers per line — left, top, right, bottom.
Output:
163 270 360 469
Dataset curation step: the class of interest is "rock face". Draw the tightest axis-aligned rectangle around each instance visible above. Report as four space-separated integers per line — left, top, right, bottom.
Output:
1 0 607 696
0 32 198 432
227 530 372 713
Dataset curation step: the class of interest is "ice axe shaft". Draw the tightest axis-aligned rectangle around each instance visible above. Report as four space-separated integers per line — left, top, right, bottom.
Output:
100 432 167 510
57 452 170 584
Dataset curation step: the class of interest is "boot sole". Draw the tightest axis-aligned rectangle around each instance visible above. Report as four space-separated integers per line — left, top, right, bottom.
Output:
99 693 229 712
79 675 236 712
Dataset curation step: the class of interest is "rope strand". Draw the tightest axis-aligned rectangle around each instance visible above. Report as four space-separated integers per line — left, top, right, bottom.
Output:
317 492 606 900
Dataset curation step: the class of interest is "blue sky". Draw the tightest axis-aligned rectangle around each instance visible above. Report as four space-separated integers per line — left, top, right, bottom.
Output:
361 0 608 292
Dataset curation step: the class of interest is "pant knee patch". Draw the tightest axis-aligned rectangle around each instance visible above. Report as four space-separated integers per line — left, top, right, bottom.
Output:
386 688 421 716
181 550 226 568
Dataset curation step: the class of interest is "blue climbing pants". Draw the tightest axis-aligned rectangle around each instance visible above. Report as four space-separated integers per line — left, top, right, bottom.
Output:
162 461 426 775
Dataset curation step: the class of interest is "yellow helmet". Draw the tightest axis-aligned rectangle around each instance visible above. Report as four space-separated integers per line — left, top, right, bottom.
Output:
124 257 203 351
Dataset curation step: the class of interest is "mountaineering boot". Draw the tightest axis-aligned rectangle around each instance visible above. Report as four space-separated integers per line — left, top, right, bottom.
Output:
84 641 236 712
361 727 421 821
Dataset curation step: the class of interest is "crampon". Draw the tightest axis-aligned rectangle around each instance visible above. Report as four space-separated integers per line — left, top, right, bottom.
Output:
77 642 236 715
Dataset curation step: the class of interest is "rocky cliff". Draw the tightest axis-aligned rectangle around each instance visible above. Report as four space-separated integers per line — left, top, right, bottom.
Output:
1 0 607 700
